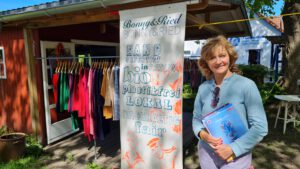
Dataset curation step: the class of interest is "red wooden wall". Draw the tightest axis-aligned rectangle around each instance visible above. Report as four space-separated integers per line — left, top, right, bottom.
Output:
0 27 32 133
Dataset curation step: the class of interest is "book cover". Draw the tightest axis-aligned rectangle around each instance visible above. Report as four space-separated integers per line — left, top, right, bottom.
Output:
202 103 248 144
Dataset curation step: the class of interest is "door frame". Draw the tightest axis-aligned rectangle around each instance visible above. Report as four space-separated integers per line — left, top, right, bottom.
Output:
40 41 78 144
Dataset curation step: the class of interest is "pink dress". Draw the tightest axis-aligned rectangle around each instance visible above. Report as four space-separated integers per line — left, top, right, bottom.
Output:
88 69 95 138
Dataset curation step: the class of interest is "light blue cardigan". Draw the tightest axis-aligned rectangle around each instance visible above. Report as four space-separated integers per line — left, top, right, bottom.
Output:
192 73 268 157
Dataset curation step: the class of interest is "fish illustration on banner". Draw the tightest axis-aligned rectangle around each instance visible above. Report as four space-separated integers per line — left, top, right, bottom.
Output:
120 2 186 169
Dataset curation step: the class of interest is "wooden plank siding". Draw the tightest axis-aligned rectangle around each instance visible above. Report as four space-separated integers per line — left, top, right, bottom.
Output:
32 29 48 144
24 28 40 138
0 27 32 133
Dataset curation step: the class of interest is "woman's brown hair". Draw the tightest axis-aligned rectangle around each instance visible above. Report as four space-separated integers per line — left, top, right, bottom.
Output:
198 35 241 80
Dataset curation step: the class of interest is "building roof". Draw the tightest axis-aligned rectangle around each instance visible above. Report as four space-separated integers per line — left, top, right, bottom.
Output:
257 13 284 33
0 0 253 39
0 0 91 16
0 0 243 17
265 16 284 33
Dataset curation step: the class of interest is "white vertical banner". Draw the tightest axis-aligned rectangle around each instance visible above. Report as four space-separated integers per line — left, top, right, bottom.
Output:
120 2 186 169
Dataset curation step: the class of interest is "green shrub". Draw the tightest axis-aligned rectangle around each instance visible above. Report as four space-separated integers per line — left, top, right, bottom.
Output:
238 64 268 87
0 126 14 136
182 84 197 99
259 82 286 106
24 135 43 157
0 126 8 136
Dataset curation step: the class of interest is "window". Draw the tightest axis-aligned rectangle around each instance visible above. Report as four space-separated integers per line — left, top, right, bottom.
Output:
0 47 7 79
248 49 261 65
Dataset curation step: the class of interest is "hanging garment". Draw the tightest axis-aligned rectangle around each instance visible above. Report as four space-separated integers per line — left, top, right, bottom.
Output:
103 67 113 119
71 111 79 130
113 65 120 120
56 73 62 113
72 73 81 112
84 68 92 141
94 69 105 141
191 61 202 90
78 68 86 117
88 68 95 137
68 73 74 112
60 72 69 112
108 65 115 119
52 73 59 104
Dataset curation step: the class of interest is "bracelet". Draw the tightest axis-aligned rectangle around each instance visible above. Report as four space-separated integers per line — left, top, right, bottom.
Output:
199 130 204 140
226 154 236 162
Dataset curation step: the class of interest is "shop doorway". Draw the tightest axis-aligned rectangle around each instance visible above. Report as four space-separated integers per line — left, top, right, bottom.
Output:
41 41 78 144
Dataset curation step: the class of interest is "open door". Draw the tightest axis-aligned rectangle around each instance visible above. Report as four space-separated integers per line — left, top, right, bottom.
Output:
40 41 78 144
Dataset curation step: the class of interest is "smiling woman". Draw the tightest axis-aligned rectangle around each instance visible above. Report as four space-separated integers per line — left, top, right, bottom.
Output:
192 35 268 169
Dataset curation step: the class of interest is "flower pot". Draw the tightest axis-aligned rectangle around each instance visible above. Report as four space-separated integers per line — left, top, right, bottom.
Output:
0 132 26 162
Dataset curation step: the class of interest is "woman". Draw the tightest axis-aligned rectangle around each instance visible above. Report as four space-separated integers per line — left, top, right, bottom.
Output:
192 35 268 169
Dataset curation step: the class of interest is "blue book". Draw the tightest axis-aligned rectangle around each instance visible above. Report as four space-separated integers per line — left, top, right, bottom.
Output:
202 103 248 144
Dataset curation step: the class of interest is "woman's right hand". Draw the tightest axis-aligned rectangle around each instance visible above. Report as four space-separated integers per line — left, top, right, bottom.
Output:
199 130 222 148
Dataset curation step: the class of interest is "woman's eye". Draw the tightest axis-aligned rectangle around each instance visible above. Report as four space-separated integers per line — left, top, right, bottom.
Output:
209 56 216 60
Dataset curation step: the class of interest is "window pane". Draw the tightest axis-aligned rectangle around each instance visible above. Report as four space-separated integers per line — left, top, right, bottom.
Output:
0 63 4 76
0 48 6 79
0 49 3 60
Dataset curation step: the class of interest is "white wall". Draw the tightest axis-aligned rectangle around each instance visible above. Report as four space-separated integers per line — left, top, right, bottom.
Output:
248 12 282 37
184 37 282 69
184 40 202 58
229 37 272 68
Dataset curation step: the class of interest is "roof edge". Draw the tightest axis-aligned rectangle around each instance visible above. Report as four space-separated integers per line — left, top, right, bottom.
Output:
0 0 141 23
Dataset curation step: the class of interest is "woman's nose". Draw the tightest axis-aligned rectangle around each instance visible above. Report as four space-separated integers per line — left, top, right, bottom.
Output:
215 57 222 64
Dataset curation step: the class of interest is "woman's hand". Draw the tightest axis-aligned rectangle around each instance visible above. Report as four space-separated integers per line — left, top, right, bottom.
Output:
199 130 222 148
213 144 234 161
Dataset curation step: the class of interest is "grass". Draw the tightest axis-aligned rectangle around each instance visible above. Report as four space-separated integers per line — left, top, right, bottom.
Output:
0 135 50 169
86 162 105 169
66 153 74 162
0 156 49 169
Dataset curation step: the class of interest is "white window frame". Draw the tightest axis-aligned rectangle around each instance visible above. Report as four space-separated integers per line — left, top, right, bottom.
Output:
0 47 7 79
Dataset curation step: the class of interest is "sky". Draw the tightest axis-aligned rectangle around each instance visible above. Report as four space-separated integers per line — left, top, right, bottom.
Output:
273 0 284 16
0 0 58 11
0 0 284 15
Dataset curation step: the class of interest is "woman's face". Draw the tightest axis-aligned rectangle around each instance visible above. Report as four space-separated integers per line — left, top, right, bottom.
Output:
206 45 230 76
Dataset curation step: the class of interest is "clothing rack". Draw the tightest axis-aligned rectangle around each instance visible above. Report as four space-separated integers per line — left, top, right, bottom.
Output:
39 55 119 162
184 57 199 60
36 56 119 60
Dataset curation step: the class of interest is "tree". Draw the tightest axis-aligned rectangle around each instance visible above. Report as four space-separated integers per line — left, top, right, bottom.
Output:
281 0 300 93
245 0 300 94
245 0 280 17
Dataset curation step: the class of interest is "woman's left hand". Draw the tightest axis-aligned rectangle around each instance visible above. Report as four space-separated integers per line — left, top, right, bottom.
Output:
213 144 234 161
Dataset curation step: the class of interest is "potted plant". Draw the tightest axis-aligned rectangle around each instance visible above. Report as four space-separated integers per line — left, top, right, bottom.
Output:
0 126 26 162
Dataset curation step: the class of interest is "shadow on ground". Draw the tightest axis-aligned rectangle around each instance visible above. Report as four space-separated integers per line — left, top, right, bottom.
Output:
252 106 300 169
41 106 300 169
182 105 300 169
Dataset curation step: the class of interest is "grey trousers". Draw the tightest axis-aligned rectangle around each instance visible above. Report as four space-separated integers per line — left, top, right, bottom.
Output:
198 142 252 169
